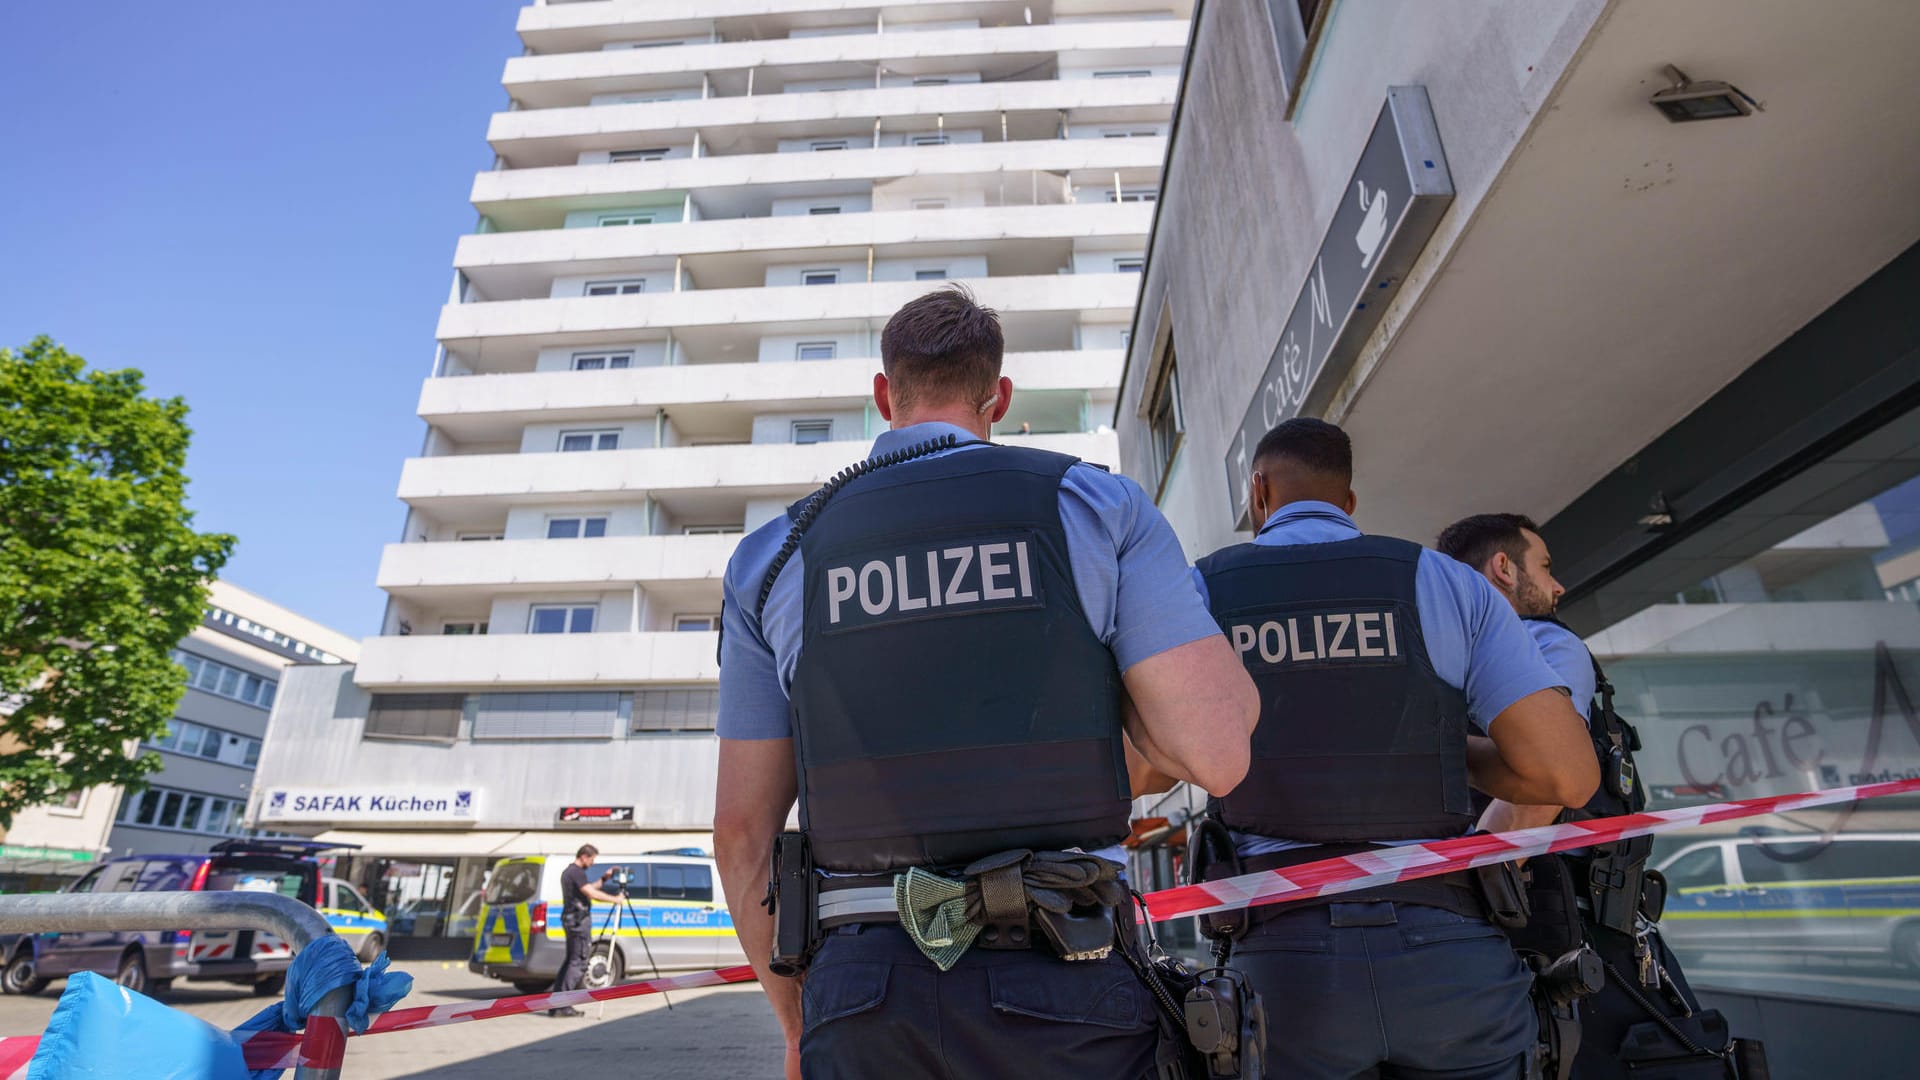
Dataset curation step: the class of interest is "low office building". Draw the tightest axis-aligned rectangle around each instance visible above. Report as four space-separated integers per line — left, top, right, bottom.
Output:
0 582 356 891
1114 1 1920 1074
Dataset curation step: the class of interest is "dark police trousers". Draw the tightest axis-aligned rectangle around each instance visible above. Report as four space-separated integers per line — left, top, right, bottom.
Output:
549 923 592 996
799 923 1159 1080
1232 901 1535 1080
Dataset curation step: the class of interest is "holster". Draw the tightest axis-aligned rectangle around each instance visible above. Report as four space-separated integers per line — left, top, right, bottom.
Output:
1188 817 1249 945
766 831 819 977
1473 858 1531 930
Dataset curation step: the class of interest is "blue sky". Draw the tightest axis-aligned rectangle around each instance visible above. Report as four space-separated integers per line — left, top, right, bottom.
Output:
0 1 524 638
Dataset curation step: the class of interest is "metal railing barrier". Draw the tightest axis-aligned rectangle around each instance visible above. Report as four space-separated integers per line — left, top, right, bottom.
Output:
0 891 350 1080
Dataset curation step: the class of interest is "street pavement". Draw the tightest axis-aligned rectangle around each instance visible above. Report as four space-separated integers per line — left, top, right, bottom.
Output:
0 960 786 1078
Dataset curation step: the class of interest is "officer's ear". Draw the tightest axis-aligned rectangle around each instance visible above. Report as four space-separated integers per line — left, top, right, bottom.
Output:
986 376 1013 423
1487 551 1519 593
873 372 894 421
1340 488 1358 516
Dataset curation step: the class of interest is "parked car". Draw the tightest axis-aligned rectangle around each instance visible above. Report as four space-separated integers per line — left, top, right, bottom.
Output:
1655 832 1920 972
2 839 340 997
469 850 743 994
318 876 388 962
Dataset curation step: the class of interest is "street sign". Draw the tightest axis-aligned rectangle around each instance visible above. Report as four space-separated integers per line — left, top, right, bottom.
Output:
1222 85 1455 528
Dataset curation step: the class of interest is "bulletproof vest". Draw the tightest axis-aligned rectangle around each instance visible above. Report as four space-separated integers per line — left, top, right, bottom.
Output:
1196 534 1473 843
787 444 1130 874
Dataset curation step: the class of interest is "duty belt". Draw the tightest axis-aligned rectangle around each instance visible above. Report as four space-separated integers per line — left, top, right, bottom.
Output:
815 848 1127 970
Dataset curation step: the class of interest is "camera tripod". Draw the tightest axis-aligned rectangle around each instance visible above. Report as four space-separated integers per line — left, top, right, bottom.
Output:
589 878 672 1010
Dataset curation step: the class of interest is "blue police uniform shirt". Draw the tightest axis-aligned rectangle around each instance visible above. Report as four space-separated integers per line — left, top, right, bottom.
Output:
1528 619 1596 722
1192 501 1568 855
718 420 1225 741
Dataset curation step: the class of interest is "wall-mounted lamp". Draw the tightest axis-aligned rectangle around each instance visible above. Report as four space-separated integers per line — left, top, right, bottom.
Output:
1651 65 1759 123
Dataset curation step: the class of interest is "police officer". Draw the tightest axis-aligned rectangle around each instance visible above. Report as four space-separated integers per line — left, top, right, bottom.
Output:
547 843 622 1018
713 287 1260 1080
1438 514 1741 1078
1186 418 1598 1080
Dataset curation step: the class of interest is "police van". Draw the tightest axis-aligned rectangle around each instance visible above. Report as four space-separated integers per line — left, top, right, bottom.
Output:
469 850 743 993
318 876 388 962
1655 832 1920 971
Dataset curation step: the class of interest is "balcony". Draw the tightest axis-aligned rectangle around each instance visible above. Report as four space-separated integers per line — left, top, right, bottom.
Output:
488 78 1180 166
470 138 1167 231
375 534 740 600
395 432 1121 512
504 22 1188 109
517 1 1037 55
436 274 1142 358
418 351 1124 438
353 630 717 690
457 202 1154 299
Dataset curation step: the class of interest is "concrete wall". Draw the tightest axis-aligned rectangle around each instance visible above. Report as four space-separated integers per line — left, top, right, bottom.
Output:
1114 0 1605 558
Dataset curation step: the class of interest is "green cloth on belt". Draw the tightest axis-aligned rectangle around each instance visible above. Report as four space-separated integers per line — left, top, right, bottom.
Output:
893 850 1128 971
894 866 981 971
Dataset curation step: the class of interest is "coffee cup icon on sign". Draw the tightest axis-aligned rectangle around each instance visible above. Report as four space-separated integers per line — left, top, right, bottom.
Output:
1354 181 1389 271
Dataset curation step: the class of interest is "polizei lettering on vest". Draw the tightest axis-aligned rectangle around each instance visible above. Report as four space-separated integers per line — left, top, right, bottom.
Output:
822 533 1043 632
1229 609 1402 666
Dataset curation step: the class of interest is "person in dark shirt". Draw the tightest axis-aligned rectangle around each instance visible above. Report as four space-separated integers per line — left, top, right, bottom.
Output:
549 843 621 1018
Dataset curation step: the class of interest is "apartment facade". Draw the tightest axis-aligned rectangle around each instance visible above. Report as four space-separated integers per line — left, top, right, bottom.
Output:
1112 1 1920 1075
0 582 357 891
249 0 1191 946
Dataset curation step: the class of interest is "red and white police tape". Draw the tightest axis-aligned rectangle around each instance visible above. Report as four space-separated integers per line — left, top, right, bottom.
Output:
2 775 1915 1075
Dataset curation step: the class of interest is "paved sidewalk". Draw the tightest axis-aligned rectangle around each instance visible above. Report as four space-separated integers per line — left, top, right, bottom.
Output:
0 960 785 1079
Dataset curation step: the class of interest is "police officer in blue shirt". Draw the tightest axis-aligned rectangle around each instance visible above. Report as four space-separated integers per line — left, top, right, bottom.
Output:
1439 514 1738 1079
1173 418 1599 1080
712 287 1260 1080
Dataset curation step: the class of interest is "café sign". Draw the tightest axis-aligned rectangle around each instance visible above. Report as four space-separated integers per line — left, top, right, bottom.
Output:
1222 86 1455 528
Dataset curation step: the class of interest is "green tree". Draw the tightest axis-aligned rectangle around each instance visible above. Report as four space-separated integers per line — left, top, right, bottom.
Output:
0 337 233 827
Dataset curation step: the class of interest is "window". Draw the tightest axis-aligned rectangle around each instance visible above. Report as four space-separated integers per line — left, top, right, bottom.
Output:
365 693 464 740
915 269 948 282
529 605 597 634
795 341 838 361
648 862 714 902
807 206 842 216
1144 355 1184 499
909 134 950 146
441 620 488 635
457 531 504 542
911 198 950 211
1093 69 1154 79
1264 0 1330 110
156 792 184 829
585 280 646 297
632 688 720 733
571 352 633 371
791 420 833 444
559 430 620 452
57 789 83 811
597 212 656 227
1114 258 1145 274
808 140 848 152
800 270 839 287
1108 189 1158 204
683 524 745 536
674 614 720 632
1102 128 1164 139
609 148 669 163
170 650 277 709
546 516 609 539
242 741 260 768
473 691 621 740
203 605 342 664
1120 330 1133 348
912 77 951 86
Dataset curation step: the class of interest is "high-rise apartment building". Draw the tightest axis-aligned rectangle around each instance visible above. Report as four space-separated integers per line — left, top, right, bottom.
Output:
252 0 1192 949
